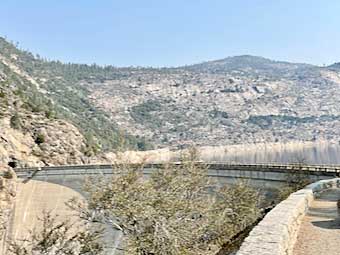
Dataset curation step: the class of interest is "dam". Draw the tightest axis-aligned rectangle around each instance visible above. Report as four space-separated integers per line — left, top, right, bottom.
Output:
9 162 340 254
14 162 340 190
6 142 340 254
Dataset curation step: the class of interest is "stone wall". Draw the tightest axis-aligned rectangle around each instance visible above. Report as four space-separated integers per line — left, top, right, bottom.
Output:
0 166 17 255
236 178 340 255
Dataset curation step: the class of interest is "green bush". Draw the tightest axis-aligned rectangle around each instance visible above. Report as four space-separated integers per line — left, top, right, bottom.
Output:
81 152 261 255
136 139 153 151
44 109 55 119
10 113 21 129
130 100 163 128
82 132 101 156
34 133 45 145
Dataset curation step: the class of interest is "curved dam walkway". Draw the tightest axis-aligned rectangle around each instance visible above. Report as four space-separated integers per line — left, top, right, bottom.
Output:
293 188 340 255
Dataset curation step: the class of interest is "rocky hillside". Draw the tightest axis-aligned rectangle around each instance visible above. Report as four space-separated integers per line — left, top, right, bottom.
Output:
0 37 154 166
85 56 340 147
0 58 92 166
0 38 152 153
2 37 340 153
328 62 340 71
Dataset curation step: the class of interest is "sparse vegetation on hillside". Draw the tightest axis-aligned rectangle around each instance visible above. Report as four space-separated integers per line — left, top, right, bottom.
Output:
130 100 163 128
247 115 340 129
2 36 340 149
0 37 152 153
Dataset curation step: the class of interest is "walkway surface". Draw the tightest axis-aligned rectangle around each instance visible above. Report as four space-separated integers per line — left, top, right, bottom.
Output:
293 188 340 255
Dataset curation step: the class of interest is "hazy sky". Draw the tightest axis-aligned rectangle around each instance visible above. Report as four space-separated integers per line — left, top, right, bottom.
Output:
1 0 340 67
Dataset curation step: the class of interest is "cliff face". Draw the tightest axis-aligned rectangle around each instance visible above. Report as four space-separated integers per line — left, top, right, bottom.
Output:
0 52 95 167
0 115 90 167
0 37 150 155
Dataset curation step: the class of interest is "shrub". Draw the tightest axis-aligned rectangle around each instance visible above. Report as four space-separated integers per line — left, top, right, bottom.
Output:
77 149 261 254
82 132 101 156
277 157 311 201
10 113 21 129
34 133 45 145
44 109 55 119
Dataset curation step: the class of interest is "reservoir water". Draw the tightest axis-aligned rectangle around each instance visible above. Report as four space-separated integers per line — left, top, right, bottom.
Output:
188 141 340 164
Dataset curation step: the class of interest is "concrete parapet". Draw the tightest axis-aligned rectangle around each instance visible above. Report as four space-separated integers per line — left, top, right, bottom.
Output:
237 178 340 255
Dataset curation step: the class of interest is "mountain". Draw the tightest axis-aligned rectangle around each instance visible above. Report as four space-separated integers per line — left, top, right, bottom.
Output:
2 36 340 157
183 55 314 76
0 37 153 166
327 62 340 70
82 56 340 147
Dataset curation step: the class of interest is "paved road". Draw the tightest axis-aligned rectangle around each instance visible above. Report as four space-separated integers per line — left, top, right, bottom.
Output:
293 189 340 255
